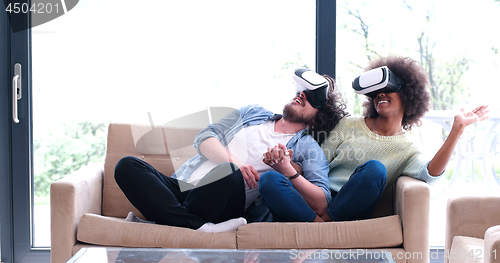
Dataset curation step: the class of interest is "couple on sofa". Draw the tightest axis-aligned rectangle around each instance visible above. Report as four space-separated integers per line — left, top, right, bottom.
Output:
114 55 490 233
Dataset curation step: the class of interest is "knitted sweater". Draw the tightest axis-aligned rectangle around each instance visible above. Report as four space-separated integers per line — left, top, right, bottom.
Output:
321 116 442 192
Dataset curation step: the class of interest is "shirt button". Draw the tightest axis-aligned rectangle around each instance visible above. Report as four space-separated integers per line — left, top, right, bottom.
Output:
176 157 180 161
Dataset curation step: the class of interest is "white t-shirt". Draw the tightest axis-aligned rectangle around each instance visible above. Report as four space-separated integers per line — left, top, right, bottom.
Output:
188 120 295 208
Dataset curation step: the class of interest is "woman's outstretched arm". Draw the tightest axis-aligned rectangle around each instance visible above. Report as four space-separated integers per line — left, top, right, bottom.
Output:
427 105 490 176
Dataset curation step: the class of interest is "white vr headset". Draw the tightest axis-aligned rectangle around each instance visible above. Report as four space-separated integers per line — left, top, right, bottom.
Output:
352 66 405 98
293 68 329 108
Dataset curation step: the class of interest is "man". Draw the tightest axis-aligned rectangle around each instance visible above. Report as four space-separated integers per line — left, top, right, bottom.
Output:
114 68 347 232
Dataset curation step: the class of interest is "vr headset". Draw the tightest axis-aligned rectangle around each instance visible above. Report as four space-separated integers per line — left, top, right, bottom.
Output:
352 66 405 98
293 68 329 108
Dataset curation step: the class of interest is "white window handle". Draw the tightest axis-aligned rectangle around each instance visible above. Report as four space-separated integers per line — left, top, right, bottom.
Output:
12 63 21 123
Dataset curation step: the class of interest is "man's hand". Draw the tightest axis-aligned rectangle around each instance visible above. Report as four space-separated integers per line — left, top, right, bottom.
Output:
199 137 260 189
238 163 260 189
262 143 296 177
263 144 291 166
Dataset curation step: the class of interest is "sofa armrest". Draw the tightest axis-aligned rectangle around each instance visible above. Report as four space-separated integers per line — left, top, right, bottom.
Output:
50 162 104 263
394 176 431 263
445 196 500 263
485 225 500 263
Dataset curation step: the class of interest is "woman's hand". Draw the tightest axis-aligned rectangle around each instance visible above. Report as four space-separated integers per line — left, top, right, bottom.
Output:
263 144 291 165
262 143 296 177
428 105 490 176
263 144 327 215
453 105 490 130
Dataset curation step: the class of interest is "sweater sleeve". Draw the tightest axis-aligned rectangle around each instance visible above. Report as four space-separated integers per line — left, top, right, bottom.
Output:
401 152 444 185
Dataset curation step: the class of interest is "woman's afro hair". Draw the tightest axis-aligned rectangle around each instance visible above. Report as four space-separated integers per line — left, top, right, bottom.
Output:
362 55 432 130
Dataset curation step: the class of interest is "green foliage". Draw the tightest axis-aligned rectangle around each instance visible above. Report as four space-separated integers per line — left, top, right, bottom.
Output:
351 94 364 116
444 159 456 181
494 160 500 182
34 120 108 205
418 29 471 110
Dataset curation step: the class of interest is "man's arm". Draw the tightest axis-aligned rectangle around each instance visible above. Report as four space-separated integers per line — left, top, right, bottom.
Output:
264 144 328 215
193 108 242 154
199 137 260 189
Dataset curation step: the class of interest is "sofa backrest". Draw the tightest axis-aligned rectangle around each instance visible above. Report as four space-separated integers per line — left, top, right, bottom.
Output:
103 123 395 219
103 123 201 218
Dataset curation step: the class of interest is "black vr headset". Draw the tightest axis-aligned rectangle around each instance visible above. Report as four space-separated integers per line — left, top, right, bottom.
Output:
293 68 329 108
352 66 405 98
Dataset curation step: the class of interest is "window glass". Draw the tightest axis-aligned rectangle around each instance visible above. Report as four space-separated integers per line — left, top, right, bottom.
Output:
336 0 500 247
32 0 316 247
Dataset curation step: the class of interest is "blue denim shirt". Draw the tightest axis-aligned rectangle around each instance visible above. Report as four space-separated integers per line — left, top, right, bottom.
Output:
173 104 331 204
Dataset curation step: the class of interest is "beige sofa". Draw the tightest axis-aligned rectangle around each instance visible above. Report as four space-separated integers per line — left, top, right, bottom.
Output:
51 123 433 263
445 196 500 263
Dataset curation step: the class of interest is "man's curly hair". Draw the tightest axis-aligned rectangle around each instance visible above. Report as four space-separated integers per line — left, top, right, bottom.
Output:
362 56 431 130
308 75 349 145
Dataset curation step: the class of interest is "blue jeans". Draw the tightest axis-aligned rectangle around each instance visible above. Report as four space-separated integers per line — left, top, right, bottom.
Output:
326 160 387 221
259 171 317 222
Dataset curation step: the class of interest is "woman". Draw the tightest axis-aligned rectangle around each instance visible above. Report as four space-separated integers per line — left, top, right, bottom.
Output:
319 55 489 222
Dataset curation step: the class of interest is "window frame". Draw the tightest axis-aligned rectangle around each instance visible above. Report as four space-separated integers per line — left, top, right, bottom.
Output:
0 2 14 260
1 1 50 262
316 0 336 77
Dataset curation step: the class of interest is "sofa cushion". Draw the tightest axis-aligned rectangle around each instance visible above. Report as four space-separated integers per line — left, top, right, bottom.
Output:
236 215 402 249
77 213 237 249
449 236 485 263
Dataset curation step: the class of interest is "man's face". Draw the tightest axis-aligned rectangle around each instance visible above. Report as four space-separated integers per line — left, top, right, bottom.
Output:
283 92 320 125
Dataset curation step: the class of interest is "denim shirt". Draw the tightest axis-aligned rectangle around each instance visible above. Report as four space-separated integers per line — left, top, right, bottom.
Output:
173 104 332 204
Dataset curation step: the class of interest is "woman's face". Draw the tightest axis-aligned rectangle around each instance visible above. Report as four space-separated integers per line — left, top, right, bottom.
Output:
372 91 405 117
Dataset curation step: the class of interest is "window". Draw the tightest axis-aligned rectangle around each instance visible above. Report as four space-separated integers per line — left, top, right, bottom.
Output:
32 0 317 248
